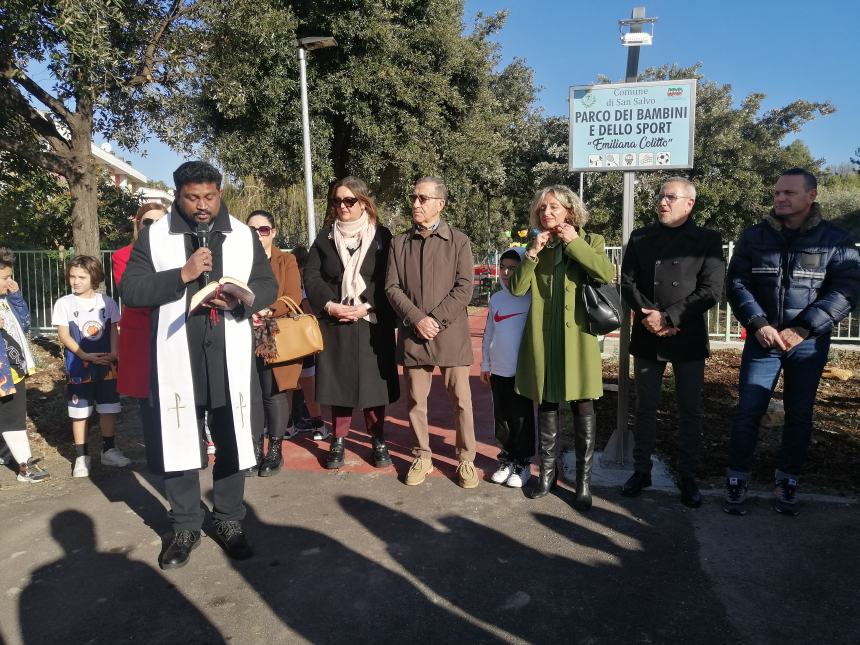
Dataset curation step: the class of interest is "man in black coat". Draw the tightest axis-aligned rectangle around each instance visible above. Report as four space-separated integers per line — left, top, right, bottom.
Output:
619 177 725 507
121 161 277 569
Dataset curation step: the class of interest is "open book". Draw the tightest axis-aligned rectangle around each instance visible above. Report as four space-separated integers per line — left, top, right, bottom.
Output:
188 276 256 314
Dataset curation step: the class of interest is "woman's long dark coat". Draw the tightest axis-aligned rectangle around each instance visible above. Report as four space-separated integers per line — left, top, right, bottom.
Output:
304 225 400 409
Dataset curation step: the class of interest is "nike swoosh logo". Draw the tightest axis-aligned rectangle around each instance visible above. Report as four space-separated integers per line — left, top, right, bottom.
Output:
494 311 524 323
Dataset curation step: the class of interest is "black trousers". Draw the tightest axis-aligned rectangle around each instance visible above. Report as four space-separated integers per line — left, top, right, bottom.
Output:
633 357 705 478
257 359 291 439
141 398 246 531
490 375 535 462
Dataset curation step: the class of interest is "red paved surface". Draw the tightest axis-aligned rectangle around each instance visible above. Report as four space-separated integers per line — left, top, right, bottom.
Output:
275 310 498 482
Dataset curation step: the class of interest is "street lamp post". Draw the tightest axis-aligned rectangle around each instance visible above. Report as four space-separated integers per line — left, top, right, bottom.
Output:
602 7 657 467
296 36 337 243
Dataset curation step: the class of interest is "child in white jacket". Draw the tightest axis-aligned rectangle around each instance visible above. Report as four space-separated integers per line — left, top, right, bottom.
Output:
480 248 534 487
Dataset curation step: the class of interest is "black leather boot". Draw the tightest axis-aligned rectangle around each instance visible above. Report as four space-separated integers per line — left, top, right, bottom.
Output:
372 437 393 468
326 437 345 469
573 413 596 511
245 434 264 477
527 407 559 499
258 437 283 477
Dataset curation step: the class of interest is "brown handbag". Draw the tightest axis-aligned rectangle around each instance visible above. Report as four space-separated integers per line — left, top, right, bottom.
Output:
264 296 324 364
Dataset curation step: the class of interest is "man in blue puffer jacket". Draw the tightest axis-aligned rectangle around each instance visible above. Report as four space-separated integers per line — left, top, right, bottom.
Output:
723 168 860 516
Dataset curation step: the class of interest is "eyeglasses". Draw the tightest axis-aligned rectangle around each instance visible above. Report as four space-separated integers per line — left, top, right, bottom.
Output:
249 225 273 237
410 194 443 205
329 197 359 208
141 218 156 227
655 193 691 203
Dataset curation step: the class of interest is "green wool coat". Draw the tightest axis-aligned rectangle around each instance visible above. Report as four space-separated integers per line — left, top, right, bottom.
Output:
509 231 616 404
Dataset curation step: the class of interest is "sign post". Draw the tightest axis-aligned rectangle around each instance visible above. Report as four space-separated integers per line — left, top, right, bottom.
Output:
569 77 697 465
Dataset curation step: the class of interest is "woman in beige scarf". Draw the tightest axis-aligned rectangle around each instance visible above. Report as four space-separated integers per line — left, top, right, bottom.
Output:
304 177 400 469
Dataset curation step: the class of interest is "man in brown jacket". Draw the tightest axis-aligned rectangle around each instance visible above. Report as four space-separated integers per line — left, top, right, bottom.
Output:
385 177 478 488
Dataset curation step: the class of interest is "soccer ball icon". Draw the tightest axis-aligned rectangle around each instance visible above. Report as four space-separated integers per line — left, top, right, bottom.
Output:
656 152 671 165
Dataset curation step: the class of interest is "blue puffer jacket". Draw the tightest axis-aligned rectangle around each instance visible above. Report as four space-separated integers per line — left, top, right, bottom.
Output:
727 204 860 337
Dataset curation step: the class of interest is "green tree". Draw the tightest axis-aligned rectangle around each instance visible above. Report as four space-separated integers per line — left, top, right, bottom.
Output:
529 64 834 242
222 177 311 248
0 154 140 249
0 0 295 256
819 170 860 237
159 1 540 251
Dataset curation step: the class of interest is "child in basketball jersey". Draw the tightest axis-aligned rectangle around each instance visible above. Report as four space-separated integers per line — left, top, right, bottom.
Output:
52 255 130 477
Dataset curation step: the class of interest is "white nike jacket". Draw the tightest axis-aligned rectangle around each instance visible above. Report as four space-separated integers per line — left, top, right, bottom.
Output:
481 253 531 377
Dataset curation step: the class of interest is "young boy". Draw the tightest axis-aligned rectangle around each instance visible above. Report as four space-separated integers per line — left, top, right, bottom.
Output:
0 248 50 482
480 247 534 488
52 255 129 477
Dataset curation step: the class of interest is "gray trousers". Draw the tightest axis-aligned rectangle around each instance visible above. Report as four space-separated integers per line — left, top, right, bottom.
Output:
633 357 705 479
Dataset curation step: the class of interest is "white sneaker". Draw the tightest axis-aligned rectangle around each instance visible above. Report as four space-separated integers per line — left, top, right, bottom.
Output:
506 463 531 488
17 462 50 483
72 455 91 478
490 461 513 484
101 447 131 467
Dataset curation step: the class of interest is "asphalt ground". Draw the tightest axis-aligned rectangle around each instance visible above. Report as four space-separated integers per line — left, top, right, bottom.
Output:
2 314 858 644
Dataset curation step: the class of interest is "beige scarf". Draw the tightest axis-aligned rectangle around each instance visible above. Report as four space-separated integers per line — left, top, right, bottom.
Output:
332 211 376 323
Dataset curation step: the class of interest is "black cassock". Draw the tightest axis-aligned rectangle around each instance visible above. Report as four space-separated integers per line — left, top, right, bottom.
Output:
121 204 277 475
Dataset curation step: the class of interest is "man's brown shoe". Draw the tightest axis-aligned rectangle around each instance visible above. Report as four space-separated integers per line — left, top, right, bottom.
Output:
456 460 479 489
405 456 433 485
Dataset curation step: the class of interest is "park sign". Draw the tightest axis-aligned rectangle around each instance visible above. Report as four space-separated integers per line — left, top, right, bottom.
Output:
568 79 697 172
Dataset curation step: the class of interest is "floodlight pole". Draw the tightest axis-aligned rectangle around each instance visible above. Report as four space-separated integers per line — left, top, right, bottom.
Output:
297 37 337 243
604 6 648 466
298 46 315 243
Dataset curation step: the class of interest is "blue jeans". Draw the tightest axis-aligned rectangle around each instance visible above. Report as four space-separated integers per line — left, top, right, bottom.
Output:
727 334 830 481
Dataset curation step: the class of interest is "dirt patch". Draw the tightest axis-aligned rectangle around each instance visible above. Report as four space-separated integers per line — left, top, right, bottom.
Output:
1 337 146 492
584 348 860 494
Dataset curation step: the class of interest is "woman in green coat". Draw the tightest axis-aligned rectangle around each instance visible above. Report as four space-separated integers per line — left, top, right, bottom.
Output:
509 185 615 509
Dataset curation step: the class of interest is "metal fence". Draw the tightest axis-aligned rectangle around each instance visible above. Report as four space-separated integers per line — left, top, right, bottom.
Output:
15 250 118 333
12 245 860 341
604 243 860 342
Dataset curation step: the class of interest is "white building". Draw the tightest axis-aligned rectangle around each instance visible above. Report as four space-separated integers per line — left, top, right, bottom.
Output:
92 142 173 209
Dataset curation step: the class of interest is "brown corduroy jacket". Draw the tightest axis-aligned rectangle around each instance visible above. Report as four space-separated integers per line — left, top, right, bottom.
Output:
384 219 474 367
266 245 304 390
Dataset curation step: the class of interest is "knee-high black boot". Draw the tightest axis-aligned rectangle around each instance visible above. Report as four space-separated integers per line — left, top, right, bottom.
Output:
573 414 596 511
527 407 559 499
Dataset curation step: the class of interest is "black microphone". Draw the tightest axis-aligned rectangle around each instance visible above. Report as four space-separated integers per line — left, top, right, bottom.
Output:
196 223 210 284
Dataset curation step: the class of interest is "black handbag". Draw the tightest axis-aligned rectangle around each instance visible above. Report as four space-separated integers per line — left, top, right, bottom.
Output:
580 275 622 336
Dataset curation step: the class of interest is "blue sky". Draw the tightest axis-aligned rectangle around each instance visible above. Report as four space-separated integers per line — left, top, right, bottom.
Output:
102 0 860 184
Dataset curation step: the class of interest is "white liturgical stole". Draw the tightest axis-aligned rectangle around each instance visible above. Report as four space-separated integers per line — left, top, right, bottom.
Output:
149 213 255 472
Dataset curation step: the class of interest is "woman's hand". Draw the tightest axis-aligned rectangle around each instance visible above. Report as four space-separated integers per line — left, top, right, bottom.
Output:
480 371 491 385
555 222 578 244
256 307 273 318
527 230 551 259
327 302 361 322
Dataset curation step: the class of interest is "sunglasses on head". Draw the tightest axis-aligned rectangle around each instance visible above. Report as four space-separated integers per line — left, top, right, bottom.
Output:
141 218 156 227
249 225 273 236
329 196 359 208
